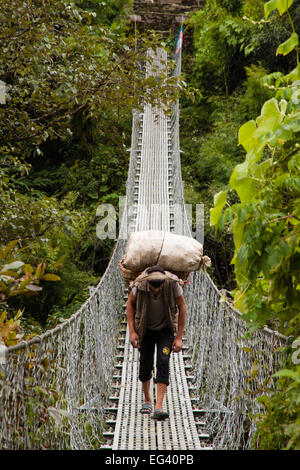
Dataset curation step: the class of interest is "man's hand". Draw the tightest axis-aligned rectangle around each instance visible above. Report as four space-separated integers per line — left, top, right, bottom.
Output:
126 290 139 348
172 336 182 353
130 331 140 349
173 294 186 353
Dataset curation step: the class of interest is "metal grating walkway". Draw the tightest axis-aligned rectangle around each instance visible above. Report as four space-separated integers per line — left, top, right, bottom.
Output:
102 49 212 450
110 323 206 450
135 50 170 233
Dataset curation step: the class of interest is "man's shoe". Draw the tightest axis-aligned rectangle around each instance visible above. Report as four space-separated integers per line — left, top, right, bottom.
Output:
151 409 169 420
140 403 153 414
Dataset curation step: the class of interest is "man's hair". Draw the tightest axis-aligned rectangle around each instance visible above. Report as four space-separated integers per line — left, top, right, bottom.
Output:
148 279 164 287
146 265 165 274
146 266 165 287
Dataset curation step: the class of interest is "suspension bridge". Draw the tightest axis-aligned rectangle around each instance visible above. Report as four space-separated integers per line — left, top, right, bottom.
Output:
0 38 287 451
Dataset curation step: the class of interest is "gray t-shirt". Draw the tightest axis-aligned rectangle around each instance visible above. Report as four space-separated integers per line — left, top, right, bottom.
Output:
132 282 183 331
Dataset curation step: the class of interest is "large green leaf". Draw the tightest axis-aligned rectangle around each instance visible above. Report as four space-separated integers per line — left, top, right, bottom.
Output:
229 161 257 203
286 63 300 81
265 0 294 18
251 159 272 180
210 190 228 226
260 98 281 123
273 369 298 380
264 0 278 18
254 98 282 140
238 120 257 152
232 218 245 252
276 32 299 56
276 0 294 15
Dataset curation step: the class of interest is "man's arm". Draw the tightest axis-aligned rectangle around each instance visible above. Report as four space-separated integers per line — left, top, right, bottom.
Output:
172 294 186 353
126 290 140 348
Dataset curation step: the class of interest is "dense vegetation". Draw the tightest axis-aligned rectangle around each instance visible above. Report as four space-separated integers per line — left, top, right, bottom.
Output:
0 0 299 450
179 0 299 450
0 0 181 335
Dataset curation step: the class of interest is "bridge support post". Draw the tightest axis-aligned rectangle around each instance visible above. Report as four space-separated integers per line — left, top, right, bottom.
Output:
0 340 7 373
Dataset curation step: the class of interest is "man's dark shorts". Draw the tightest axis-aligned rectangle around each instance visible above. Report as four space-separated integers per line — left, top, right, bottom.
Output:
138 326 174 386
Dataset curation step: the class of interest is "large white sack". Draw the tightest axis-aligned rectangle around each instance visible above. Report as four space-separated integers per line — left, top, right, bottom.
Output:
159 231 203 272
123 230 204 273
122 230 164 272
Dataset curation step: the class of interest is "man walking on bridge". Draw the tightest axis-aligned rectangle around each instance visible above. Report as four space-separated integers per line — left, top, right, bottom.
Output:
126 265 186 420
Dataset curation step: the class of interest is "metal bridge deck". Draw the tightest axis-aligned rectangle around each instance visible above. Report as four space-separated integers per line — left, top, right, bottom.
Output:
102 49 211 450
109 324 205 450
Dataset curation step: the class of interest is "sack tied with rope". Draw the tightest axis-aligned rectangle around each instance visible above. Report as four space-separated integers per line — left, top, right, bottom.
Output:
119 230 211 286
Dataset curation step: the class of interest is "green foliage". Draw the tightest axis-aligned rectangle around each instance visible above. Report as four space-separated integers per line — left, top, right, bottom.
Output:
253 362 300 449
211 81 300 333
189 0 300 98
243 0 265 21
0 0 187 331
180 5 276 289
210 0 300 334
240 64 273 117
0 241 61 304
0 309 23 346
190 2 251 95
264 0 294 18
6 202 103 325
0 0 181 158
0 240 62 343
75 0 133 26
20 106 131 207
217 0 243 14
180 58 276 289
0 187 67 246
244 0 300 72
209 0 300 449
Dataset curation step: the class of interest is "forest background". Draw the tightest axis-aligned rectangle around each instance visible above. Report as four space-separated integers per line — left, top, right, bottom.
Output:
0 0 299 450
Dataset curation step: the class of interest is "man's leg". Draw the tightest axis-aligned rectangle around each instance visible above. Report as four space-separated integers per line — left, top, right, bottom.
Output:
139 329 155 410
154 327 174 414
142 379 151 405
155 382 167 411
